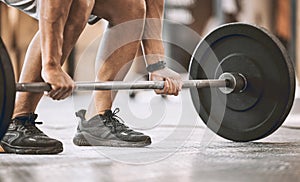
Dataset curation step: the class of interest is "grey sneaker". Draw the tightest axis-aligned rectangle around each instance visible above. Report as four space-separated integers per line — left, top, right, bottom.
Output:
73 109 151 147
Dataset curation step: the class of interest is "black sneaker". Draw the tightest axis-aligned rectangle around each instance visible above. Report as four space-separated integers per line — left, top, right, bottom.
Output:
73 109 151 147
0 113 63 154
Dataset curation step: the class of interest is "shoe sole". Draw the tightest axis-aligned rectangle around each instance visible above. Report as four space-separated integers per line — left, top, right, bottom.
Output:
0 142 63 155
73 132 151 147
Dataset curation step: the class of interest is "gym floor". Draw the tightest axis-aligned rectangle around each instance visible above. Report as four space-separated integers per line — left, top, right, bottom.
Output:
0 86 300 182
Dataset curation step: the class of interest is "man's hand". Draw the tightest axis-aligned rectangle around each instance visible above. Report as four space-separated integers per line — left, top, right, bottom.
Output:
41 66 75 100
150 68 182 96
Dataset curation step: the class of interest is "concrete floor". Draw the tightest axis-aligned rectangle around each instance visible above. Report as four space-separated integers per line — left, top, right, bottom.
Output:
1 89 300 182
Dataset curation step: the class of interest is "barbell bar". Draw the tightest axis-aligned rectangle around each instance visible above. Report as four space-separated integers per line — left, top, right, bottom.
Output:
16 79 228 92
15 72 245 93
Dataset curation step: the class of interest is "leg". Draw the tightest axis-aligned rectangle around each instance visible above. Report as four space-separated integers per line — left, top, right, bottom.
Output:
14 0 95 117
73 0 152 148
90 0 146 114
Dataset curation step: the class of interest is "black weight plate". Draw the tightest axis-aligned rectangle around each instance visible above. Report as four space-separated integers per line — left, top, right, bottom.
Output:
0 37 16 140
189 23 295 142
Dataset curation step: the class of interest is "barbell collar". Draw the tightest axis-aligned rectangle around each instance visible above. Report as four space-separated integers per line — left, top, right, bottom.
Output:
218 73 248 94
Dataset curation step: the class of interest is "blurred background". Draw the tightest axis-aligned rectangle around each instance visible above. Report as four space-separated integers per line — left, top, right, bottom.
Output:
0 0 298 82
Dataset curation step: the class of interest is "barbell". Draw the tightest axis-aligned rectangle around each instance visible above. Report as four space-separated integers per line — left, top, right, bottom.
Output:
15 72 243 92
0 23 295 142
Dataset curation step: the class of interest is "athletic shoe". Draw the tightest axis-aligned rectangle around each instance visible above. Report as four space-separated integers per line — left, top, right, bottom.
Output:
0 113 63 154
73 109 151 147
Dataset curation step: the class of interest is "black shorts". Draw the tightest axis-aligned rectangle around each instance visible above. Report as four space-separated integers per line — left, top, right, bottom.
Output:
1 0 100 24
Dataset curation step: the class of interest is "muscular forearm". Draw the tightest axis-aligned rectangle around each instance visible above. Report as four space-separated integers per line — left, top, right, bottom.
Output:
39 0 73 69
143 0 165 65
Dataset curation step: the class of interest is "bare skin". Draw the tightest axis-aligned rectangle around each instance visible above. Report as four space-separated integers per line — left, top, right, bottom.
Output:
143 0 182 96
14 0 182 118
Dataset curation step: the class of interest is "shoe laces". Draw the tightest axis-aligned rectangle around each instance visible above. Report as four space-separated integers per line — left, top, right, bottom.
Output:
14 114 44 135
104 108 128 133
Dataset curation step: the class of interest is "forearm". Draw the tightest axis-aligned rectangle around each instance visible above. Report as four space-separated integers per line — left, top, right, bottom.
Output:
143 0 165 65
39 0 73 69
